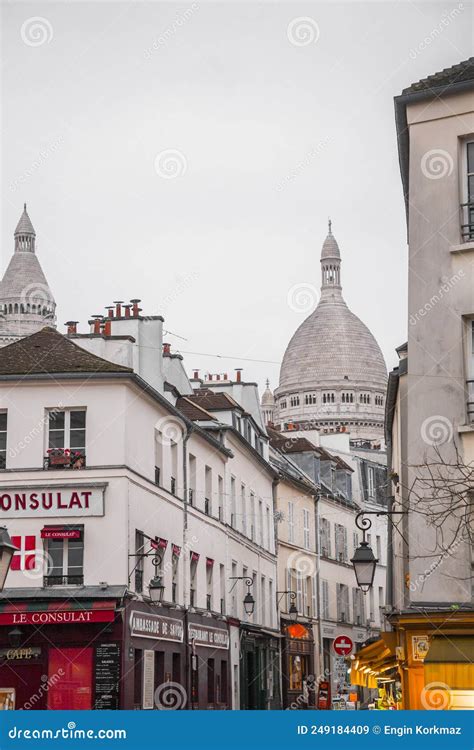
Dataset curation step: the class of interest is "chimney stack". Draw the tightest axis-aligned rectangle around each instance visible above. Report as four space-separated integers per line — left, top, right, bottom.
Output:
91 315 102 335
101 318 112 336
123 304 132 318
130 299 141 317
235 368 243 383
163 342 171 355
65 321 78 335
114 300 124 318
193 370 200 379
105 306 114 319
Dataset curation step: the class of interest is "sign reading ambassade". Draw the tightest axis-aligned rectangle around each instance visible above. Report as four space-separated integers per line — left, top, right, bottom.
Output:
0 485 105 518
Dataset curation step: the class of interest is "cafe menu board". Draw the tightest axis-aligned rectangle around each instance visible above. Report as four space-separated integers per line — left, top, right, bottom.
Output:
94 643 121 709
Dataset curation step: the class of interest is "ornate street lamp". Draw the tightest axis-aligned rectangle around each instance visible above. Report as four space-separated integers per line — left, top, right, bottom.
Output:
0 527 17 591
149 572 165 604
351 510 407 593
351 540 378 593
277 590 298 622
230 576 255 616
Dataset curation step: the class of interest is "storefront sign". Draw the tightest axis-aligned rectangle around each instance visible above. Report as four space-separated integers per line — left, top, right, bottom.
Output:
41 527 82 539
129 611 184 642
142 650 155 710
188 624 229 650
94 643 121 710
412 635 429 661
0 646 41 661
0 485 105 518
0 609 115 626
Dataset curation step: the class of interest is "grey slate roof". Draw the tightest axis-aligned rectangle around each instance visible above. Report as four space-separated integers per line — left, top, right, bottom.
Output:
401 57 474 96
0 327 133 376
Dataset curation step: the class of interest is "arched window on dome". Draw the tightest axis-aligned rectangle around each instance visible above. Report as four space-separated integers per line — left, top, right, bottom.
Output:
290 395 300 408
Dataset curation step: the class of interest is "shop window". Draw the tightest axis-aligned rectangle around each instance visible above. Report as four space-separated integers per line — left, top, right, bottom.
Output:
154 651 165 691
44 534 84 586
289 655 306 692
47 409 86 456
48 647 93 710
0 412 7 469
172 653 181 686
207 658 215 704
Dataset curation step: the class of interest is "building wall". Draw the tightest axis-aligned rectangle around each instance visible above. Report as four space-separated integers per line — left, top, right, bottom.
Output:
402 89 474 604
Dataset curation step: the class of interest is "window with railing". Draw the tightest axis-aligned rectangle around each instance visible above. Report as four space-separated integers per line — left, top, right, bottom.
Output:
46 409 86 469
466 320 474 423
461 140 474 241
45 534 84 586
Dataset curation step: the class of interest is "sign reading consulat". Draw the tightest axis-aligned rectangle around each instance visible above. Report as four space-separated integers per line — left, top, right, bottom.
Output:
0 484 106 518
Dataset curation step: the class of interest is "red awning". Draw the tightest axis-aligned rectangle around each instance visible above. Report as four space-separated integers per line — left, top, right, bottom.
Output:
172 544 181 557
151 537 168 550
0 600 116 626
41 526 82 539
190 551 200 562
206 557 214 567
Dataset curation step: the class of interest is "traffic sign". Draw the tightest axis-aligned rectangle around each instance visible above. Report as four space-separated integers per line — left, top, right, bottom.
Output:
333 635 354 656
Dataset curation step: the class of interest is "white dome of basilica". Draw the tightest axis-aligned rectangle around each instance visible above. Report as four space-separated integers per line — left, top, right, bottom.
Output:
272 222 387 441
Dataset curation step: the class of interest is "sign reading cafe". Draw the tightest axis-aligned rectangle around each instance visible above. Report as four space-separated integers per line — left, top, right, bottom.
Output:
0 485 105 518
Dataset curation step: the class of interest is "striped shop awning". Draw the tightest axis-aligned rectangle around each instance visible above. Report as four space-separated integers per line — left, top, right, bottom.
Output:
0 599 117 626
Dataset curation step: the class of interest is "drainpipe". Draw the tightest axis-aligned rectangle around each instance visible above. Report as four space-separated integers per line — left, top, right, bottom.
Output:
182 424 194 709
272 477 283 709
386 437 394 614
313 489 324 681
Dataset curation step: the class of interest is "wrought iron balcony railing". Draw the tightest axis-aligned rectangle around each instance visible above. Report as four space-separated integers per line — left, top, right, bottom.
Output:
461 201 474 242
467 380 474 423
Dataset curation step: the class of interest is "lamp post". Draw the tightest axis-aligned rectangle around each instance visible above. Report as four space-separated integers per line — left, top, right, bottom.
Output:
229 576 255 616
0 527 16 592
128 535 164 604
351 511 407 593
277 591 298 622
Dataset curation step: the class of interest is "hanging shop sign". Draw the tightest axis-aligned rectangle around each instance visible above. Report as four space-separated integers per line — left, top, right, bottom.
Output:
129 611 184 643
412 635 430 661
0 485 105 518
188 624 229 650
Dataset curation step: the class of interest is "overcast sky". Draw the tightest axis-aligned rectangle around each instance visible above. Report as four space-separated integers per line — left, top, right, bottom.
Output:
1 1 472 395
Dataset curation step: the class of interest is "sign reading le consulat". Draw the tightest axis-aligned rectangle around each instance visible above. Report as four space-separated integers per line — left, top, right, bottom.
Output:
0 485 105 517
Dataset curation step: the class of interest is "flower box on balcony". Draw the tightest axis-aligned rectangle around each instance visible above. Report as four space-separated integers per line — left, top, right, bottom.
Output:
46 449 86 470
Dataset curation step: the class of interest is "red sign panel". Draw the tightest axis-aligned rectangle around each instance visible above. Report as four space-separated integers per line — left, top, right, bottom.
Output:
41 527 81 539
0 609 115 626
333 635 354 656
